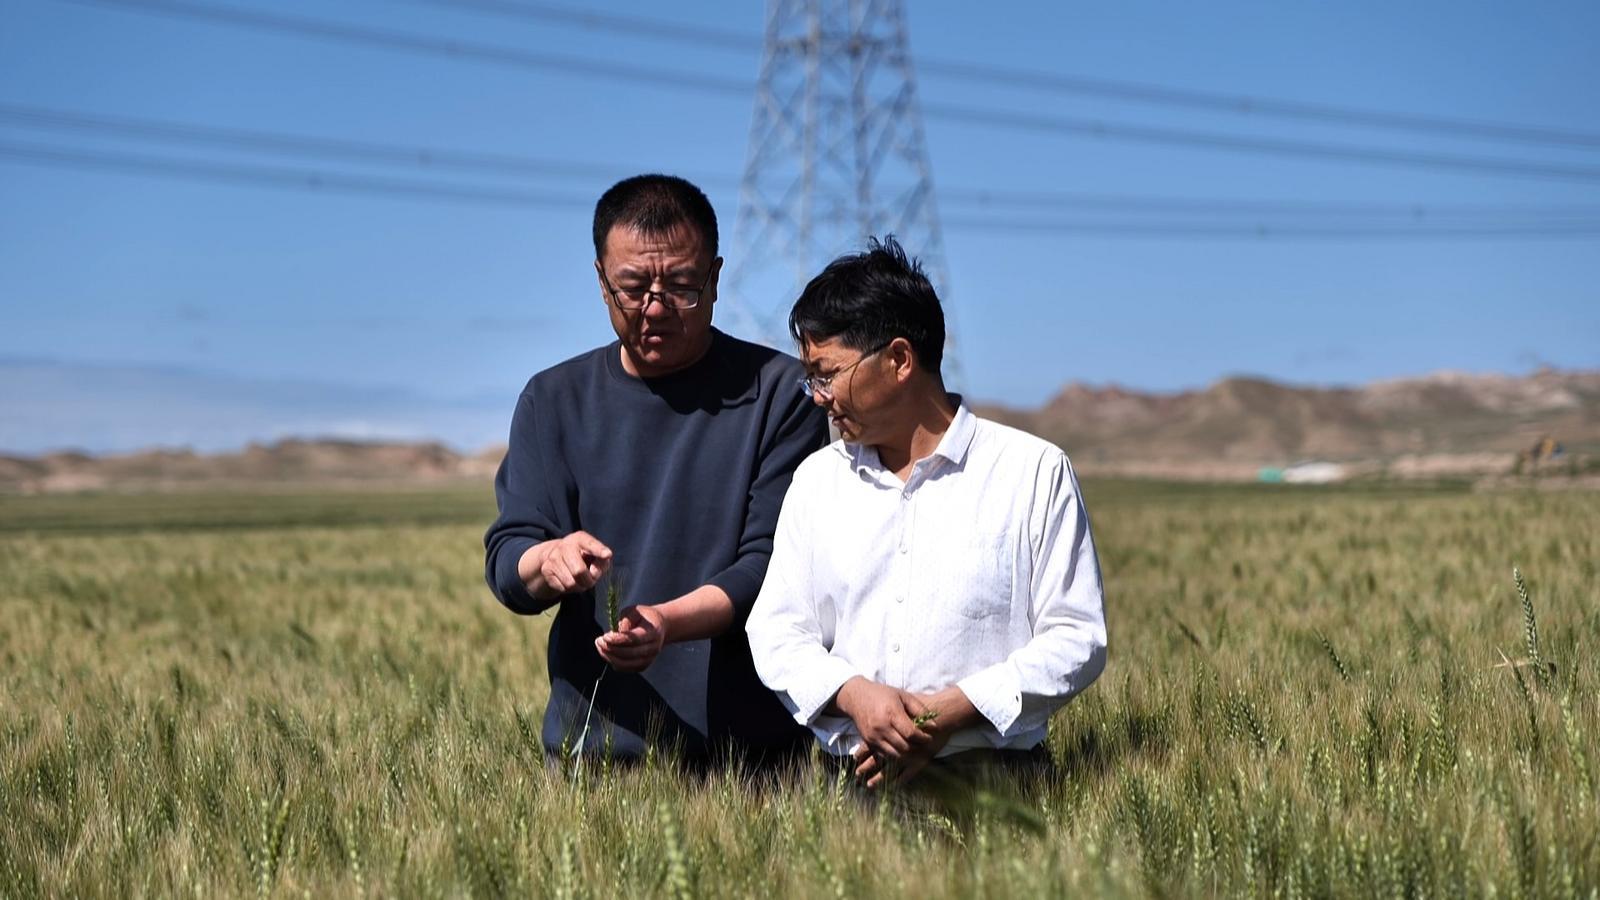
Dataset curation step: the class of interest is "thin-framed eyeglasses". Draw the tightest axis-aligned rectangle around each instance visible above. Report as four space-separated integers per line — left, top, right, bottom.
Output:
797 342 891 399
600 266 715 311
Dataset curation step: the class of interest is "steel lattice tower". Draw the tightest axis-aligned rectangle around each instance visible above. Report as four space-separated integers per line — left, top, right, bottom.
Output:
723 0 960 385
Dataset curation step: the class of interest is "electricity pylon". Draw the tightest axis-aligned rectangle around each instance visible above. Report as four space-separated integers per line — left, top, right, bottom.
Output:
723 0 961 385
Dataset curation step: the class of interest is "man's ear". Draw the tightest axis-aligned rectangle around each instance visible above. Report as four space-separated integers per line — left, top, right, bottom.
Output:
705 256 724 304
594 260 608 305
890 337 916 382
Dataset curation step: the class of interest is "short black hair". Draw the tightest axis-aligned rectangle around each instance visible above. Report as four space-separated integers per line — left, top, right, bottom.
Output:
789 235 944 375
592 174 718 260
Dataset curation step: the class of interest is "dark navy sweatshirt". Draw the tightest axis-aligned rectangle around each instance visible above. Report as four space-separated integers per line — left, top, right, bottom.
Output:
484 329 829 762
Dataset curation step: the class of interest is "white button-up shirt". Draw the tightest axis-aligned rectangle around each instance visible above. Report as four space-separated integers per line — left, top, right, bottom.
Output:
746 401 1108 757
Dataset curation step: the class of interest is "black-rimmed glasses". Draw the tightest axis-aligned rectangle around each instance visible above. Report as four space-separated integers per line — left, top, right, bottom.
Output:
797 342 891 400
600 267 715 311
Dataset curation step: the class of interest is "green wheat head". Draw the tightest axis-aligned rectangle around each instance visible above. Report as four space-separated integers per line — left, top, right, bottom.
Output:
1314 630 1352 682
605 568 623 633
1513 566 1548 689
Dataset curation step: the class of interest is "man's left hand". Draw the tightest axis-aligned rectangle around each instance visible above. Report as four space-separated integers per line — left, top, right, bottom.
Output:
594 605 668 672
853 720 952 789
852 684 980 789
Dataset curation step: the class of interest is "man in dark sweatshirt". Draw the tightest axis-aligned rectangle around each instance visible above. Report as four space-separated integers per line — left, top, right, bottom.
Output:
484 174 829 768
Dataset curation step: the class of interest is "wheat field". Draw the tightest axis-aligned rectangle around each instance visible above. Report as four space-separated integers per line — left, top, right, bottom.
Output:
1 481 1596 897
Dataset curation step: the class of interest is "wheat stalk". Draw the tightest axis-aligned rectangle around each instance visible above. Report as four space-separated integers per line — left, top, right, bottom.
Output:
572 568 624 783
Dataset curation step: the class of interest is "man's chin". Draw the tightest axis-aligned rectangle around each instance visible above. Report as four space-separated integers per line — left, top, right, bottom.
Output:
628 342 690 373
624 329 714 375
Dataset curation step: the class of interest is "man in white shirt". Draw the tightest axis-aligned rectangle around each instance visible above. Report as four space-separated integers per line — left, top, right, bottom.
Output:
745 236 1108 789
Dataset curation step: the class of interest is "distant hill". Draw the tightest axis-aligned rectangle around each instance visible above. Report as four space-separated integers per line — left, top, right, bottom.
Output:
0 439 504 494
3 369 1596 492
977 368 1600 480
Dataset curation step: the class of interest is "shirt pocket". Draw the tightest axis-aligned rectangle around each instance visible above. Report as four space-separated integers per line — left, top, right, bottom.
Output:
923 527 1014 620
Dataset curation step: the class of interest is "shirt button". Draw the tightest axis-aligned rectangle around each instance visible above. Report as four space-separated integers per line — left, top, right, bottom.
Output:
891 643 901 652
896 596 904 603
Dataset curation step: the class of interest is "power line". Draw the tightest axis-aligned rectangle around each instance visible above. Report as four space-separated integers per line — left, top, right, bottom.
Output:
921 102 1600 184
0 102 637 182
400 0 1600 151
0 140 593 208
7 103 1599 222
5 139 1598 239
939 187 1600 220
941 215 1600 239
62 0 1600 185
399 0 753 51
917 61 1600 152
62 0 748 95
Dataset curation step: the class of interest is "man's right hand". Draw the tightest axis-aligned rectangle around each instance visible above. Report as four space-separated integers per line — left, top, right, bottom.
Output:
518 532 613 599
832 676 931 761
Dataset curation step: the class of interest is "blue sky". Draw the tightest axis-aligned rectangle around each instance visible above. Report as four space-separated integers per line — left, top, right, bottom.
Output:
2 0 1598 453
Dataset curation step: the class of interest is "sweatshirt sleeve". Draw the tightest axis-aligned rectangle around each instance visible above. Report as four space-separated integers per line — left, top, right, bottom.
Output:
483 382 565 615
706 370 829 618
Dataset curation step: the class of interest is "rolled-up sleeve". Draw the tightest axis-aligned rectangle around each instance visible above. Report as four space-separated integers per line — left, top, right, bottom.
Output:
957 455 1107 737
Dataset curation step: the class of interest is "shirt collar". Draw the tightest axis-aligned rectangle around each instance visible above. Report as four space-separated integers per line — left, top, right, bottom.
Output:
841 394 976 476
935 395 977 466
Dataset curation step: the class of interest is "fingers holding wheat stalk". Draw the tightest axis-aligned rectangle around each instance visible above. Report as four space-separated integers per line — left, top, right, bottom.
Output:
572 567 625 782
